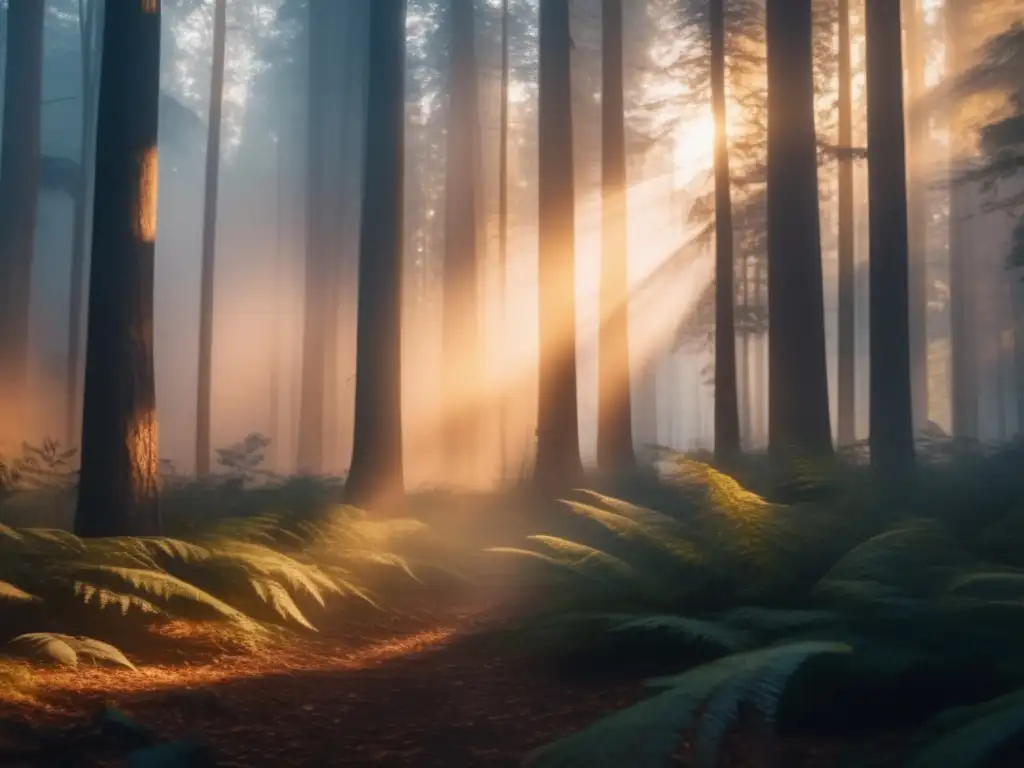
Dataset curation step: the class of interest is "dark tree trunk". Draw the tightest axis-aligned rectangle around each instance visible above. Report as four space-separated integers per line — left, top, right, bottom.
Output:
497 0 510 479
836 0 856 446
346 0 406 505
535 0 583 490
597 0 635 473
866 0 916 480
74 0 162 538
65 0 102 448
0 0 45 434
904 0 929 434
709 0 740 465
194 0 227 477
296 0 330 474
442 0 482 483
766 0 833 464
946 0 977 440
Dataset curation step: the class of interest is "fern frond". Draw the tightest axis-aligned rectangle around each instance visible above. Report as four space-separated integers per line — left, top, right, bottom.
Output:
73 582 161 616
0 580 38 602
527 641 850 768
603 614 752 652
10 633 135 670
946 569 1024 600
908 688 1024 768
250 579 317 630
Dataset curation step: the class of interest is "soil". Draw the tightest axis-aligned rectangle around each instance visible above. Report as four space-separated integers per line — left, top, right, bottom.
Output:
0 584 892 767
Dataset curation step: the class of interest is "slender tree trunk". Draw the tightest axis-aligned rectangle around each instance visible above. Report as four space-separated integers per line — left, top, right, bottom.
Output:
74 0 162 538
535 0 583 490
442 0 482 483
836 0 856 446
866 0 916 480
597 0 635 472
947 0 977 440
65 0 102 448
346 0 407 505
1014 277 1024 437
709 0 740 464
904 0 929 433
740 253 751 446
0 0 45 438
296 0 329 474
766 0 833 464
269 131 283 469
497 0 510 479
194 0 227 477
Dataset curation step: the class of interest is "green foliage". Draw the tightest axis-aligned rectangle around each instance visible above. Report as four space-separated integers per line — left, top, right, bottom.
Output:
526 641 849 768
500 446 1024 766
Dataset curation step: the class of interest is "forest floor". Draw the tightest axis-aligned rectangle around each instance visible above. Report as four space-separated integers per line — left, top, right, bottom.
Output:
0 582 899 768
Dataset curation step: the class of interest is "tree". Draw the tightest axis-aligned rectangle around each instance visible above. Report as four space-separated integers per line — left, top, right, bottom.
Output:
904 0 929 432
836 0 856 446
194 0 228 476
947 0 978 440
765 0 833 463
65 0 103 447
866 0 915 479
0 0 45 435
346 0 407 505
709 0 740 464
74 0 162 538
442 0 483 483
296 0 331 474
535 0 583 490
597 0 635 473
497 0 511 478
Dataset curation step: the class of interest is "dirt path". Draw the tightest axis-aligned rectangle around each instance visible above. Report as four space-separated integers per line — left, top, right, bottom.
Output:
0 586 892 767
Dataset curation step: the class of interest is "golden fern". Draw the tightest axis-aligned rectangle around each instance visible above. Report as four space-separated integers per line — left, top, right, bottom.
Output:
73 582 161 616
0 580 38 602
10 632 136 670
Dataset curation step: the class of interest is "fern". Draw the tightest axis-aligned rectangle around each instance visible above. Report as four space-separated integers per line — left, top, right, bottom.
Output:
602 614 753 652
0 580 38 602
10 633 136 670
73 582 161 616
525 640 850 768
907 687 1024 767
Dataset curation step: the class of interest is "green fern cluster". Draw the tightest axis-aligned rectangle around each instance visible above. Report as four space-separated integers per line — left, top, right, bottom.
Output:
0 507 424 672
499 447 1024 767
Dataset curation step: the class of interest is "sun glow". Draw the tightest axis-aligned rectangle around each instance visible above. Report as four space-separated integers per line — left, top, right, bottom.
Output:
672 111 716 185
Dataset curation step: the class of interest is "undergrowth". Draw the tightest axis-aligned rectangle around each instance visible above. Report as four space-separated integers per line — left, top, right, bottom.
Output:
489 438 1024 767
0 435 429 694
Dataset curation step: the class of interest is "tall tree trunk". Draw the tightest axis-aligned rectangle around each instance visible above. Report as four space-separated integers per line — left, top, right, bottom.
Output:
836 0 856 446
346 0 407 505
0 0 45 438
709 0 740 464
535 0 583 490
65 0 102 448
497 0 510 479
442 0 482 483
296 0 330 474
194 0 227 477
904 0 929 433
947 0 977 440
74 0 162 538
597 0 635 472
866 0 916 480
766 0 833 464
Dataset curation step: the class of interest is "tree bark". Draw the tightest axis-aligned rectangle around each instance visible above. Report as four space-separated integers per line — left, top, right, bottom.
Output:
194 0 227 477
442 0 482 483
766 0 833 464
74 0 162 538
535 0 583 490
0 0 45 437
597 0 635 472
866 0 916 480
709 0 741 465
346 0 407 506
836 0 856 446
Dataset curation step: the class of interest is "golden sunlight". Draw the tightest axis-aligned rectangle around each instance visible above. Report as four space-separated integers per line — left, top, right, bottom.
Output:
672 111 716 184
136 146 159 244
